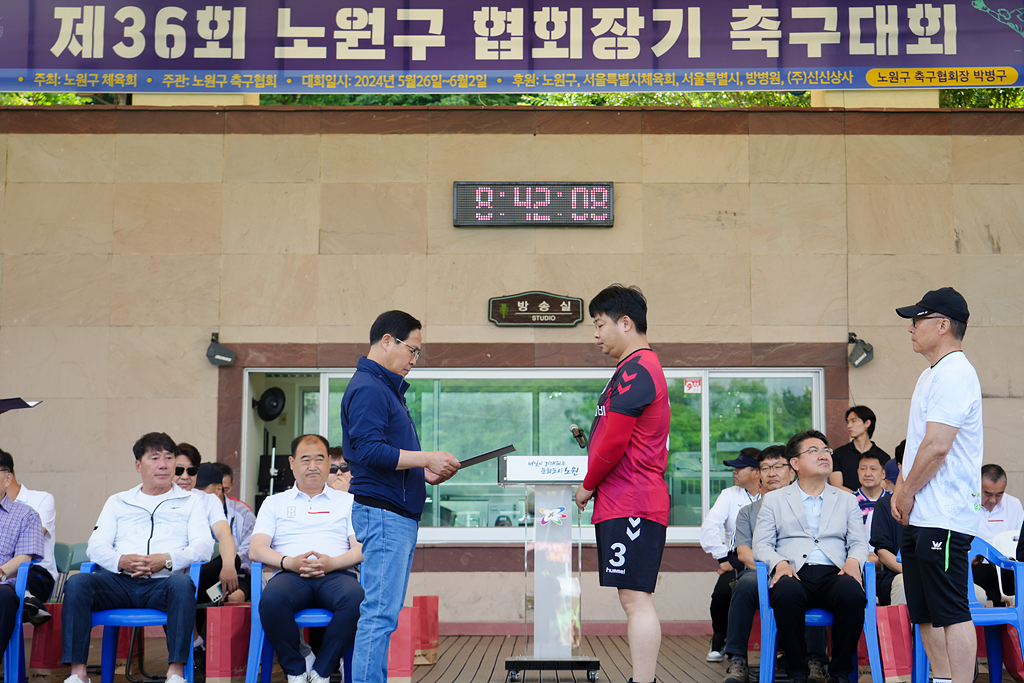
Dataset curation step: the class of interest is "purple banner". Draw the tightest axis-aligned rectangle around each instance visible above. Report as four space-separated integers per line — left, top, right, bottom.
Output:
2 0 1022 93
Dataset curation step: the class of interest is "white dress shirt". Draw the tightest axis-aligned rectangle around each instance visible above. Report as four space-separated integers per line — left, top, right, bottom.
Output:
15 486 57 580
700 485 761 560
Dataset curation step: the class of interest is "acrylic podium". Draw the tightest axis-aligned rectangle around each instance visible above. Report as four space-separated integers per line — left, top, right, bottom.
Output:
498 454 600 683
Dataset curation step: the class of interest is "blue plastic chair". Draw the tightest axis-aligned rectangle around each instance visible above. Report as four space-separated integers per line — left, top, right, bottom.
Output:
912 537 1024 683
756 560 883 682
244 562 355 683
4 562 35 683
79 562 202 683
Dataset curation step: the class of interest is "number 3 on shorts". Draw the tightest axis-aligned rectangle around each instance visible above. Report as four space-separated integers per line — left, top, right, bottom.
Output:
609 542 626 567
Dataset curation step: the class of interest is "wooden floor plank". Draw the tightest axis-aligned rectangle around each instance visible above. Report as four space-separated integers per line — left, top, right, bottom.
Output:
659 635 722 683
467 636 506 683
52 634 1000 683
417 635 477 683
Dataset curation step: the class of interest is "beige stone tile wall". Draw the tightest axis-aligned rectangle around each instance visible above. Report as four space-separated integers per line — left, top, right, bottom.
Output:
0 122 1020 566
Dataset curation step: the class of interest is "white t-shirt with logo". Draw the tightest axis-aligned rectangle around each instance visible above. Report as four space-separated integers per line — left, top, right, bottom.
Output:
905 351 984 535
253 486 356 574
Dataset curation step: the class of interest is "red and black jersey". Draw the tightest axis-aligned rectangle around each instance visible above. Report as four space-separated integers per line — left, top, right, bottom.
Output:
584 348 671 525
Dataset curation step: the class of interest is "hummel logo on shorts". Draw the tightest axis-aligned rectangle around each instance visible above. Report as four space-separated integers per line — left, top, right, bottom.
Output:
932 541 943 551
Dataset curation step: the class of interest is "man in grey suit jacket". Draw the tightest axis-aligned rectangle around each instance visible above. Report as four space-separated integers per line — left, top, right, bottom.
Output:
753 430 869 683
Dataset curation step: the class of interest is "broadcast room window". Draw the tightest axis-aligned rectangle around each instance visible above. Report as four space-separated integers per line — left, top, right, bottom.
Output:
243 368 821 542
243 366 819 540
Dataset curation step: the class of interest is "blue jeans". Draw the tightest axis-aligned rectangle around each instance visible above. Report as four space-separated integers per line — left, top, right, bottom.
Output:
62 571 196 665
351 503 418 683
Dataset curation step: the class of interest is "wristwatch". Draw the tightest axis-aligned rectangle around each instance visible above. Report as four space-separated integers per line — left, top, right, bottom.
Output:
0 571 7 582
164 555 173 572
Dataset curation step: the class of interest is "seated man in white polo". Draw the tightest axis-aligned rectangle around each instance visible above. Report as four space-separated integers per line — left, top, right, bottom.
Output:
62 432 214 683
249 434 364 683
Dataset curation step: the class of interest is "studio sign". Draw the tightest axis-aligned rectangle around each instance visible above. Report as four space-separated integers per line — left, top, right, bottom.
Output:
489 292 583 327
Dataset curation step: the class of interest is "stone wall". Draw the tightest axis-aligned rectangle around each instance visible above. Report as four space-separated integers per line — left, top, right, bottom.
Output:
0 106 1021 627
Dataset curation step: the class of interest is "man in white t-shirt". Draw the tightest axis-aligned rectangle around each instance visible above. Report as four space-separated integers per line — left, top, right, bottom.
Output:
892 287 983 683
250 434 363 683
972 464 1024 606
0 449 57 625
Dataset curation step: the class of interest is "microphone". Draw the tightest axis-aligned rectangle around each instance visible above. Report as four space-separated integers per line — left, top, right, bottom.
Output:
570 424 588 449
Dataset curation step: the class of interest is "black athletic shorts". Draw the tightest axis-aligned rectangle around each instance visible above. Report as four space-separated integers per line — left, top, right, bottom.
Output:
901 525 973 627
595 517 667 593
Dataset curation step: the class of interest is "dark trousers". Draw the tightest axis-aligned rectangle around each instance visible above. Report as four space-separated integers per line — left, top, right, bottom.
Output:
973 560 1014 607
710 555 743 636
62 572 197 665
195 555 245 641
27 566 55 603
770 564 866 678
260 571 363 678
0 584 20 654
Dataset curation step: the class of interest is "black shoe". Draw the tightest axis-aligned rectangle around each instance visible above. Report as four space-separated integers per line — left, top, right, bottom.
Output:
807 659 828 682
22 597 51 626
723 657 749 683
825 676 851 683
707 634 726 662
193 647 206 681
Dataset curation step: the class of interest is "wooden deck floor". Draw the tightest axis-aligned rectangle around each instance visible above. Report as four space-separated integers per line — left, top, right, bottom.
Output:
60 634 996 683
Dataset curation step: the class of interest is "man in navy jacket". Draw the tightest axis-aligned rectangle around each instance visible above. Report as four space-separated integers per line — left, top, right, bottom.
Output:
341 310 460 683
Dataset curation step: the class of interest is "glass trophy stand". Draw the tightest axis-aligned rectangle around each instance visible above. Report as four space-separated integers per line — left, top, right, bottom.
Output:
498 455 599 683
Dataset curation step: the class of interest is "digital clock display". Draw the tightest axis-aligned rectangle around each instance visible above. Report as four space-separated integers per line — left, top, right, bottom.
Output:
453 182 614 227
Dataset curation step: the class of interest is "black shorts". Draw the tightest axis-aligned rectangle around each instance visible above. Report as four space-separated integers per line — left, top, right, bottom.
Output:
595 517 667 593
901 525 973 627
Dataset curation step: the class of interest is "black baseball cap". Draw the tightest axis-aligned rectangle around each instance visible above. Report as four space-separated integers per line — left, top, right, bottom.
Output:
723 448 760 469
895 287 969 324
195 463 223 489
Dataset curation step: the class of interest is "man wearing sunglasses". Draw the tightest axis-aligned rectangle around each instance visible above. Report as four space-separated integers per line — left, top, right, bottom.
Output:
892 287 982 683
61 432 214 683
327 448 351 493
341 310 460 683
174 446 240 600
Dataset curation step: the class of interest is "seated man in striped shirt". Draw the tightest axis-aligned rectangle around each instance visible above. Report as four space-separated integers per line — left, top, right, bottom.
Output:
0 458 43 654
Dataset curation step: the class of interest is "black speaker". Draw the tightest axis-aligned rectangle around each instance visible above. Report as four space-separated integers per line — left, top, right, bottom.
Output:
253 387 286 422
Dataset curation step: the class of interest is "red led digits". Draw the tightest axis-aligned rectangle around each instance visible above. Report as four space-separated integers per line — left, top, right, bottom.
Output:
571 186 589 220
532 186 551 221
475 186 493 220
591 186 609 220
454 182 612 227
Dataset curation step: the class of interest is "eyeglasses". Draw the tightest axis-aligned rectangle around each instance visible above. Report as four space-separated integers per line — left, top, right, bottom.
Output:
911 315 945 328
798 447 833 457
394 337 421 361
759 463 790 473
330 464 350 474
175 466 198 477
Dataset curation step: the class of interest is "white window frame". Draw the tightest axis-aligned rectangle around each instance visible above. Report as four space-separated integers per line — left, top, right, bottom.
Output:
241 366 824 545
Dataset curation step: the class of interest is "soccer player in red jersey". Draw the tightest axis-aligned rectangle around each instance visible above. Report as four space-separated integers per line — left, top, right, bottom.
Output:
575 284 670 683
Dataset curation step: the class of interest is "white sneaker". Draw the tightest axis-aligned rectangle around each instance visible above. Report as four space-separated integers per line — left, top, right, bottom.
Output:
166 675 187 683
287 674 309 683
309 671 330 683
706 634 726 663
64 675 90 683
